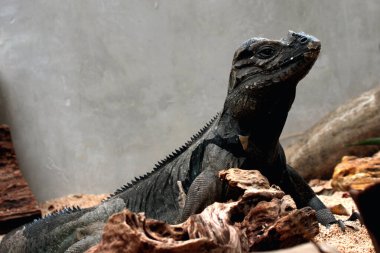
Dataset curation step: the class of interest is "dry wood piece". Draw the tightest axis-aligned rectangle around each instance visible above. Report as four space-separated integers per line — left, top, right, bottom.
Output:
0 125 41 234
286 86 380 180
350 182 380 253
331 151 380 191
86 168 319 253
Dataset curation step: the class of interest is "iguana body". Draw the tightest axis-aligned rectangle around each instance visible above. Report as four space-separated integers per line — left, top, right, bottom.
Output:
0 31 337 253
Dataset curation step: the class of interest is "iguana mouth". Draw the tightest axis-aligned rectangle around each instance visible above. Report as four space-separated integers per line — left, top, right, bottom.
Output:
238 53 308 85
279 53 305 68
303 50 320 59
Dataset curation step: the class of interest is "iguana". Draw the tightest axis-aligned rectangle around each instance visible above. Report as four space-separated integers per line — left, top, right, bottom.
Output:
0 31 339 253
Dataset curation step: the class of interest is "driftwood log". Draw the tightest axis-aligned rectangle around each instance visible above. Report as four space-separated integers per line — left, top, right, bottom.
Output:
86 169 321 253
286 86 380 180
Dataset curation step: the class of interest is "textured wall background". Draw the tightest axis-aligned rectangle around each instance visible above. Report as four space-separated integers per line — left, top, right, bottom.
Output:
0 0 379 200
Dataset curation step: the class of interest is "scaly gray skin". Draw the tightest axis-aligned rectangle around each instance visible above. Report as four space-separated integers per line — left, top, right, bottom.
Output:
0 31 337 253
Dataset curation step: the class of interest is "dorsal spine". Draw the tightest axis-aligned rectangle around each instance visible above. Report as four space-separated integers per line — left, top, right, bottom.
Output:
106 113 220 199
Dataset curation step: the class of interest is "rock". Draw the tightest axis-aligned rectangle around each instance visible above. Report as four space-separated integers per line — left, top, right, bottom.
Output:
309 179 334 195
0 125 41 234
286 86 380 180
86 168 319 253
331 151 380 191
329 204 349 216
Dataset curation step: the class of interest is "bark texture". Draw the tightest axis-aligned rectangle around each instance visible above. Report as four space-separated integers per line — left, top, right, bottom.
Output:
86 169 319 253
0 124 41 234
286 86 380 180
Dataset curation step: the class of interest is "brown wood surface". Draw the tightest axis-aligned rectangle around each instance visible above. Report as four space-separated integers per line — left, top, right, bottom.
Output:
86 169 320 253
0 124 41 234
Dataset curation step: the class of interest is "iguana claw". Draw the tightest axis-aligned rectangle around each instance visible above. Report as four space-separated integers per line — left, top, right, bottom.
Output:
336 219 346 232
346 211 361 223
327 211 361 232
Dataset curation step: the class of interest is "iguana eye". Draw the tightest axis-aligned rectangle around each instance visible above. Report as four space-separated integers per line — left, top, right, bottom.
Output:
256 46 276 59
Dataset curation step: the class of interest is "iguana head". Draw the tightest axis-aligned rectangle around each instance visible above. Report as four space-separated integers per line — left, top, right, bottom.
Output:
224 31 320 134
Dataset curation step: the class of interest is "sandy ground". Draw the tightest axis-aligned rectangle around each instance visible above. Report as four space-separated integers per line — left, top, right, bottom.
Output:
309 179 375 253
0 186 375 252
314 193 374 253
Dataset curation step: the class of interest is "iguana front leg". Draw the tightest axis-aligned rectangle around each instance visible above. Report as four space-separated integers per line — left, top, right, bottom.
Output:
179 169 224 222
284 166 358 230
265 146 338 227
65 234 101 253
179 135 244 222
279 164 338 227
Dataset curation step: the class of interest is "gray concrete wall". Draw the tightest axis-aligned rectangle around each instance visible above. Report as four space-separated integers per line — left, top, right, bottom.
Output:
0 0 379 201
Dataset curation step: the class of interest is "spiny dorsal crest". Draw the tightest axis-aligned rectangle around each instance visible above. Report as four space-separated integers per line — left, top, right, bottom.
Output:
105 113 220 200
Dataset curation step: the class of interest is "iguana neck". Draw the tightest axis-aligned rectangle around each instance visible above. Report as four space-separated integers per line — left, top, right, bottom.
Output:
216 83 296 163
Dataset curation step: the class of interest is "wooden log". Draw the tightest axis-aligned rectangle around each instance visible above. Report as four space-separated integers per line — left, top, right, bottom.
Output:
286 86 380 180
0 125 41 234
86 169 319 253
